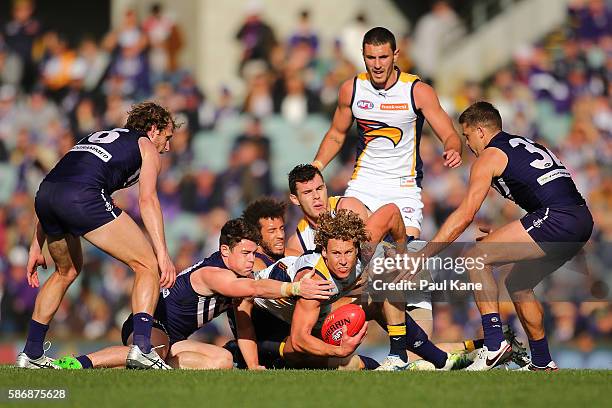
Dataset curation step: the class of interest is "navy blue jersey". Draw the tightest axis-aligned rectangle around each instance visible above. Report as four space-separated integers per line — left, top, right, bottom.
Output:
486 132 585 212
154 251 233 344
45 127 145 194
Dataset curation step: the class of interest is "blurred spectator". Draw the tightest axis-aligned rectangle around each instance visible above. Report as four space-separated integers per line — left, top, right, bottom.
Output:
236 2 277 73
288 10 319 54
2 0 43 92
142 3 184 75
340 12 369 71
0 41 23 87
411 1 465 83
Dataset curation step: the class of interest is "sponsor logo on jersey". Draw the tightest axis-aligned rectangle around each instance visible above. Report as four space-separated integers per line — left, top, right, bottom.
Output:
356 118 403 147
380 103 409 111
162 288 170 298
70 144 113 162
402 207 415 214
356 100 374 110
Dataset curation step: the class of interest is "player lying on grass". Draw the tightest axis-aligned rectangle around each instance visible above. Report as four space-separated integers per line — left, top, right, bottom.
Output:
394 101 593 371
236 208 470 370
53 218 334 370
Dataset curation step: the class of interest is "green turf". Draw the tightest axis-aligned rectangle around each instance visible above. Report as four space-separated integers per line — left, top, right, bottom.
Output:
0 367 609 408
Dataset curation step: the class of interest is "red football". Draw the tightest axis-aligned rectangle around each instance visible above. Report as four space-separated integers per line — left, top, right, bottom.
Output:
321 304 366 346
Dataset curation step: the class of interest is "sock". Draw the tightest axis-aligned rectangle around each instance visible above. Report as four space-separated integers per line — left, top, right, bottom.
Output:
529 336 552 367
23 320 49 359
359 355 380 370
463 338 485 352
387 324 408 362
76 355 93 369
405 313 447 369
132 313 153 353
481 313 504 350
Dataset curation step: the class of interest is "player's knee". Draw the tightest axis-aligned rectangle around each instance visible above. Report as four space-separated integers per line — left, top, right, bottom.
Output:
56 266 80 282
128 257 159 276
214 349 234 369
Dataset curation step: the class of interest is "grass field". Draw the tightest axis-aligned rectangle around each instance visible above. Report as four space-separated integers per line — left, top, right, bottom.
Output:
0 367 609 408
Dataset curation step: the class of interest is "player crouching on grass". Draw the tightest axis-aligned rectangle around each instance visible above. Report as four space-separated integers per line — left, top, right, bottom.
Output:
53 218 334 370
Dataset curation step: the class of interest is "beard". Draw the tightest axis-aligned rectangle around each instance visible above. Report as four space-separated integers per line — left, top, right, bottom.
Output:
261 242 284 260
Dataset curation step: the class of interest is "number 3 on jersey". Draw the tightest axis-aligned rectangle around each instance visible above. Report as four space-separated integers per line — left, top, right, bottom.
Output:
88 128 130 144
509 137 564 170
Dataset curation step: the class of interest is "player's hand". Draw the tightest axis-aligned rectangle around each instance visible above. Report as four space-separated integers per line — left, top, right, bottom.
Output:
157 252 176 289
338 322 368 357
476 226 493 242
26 249 47 288
443 149 462 168
249 365 266 370
298 270 335 300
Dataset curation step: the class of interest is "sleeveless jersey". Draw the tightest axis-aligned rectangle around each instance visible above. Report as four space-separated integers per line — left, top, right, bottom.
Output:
294 196 342 252
486 132 585 213
253 252 364 325
154 251 233 343
45 127 145 194
349 68 425 188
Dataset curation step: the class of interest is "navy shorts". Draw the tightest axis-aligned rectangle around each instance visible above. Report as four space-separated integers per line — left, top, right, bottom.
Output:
520 204 593 261
35 181 122 237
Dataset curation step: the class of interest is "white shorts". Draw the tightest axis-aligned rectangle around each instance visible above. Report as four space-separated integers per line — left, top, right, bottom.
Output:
345 182 424 232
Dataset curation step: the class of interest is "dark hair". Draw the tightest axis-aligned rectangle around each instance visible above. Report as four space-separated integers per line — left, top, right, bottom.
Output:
288 164 324 195
242 197 287 228
314 209 370 249
362 27 396 52
458 101 502 130
125 102 180 134
219 218 261 249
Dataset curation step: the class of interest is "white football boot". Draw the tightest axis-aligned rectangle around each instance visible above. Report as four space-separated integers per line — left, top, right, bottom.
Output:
375 355 410 371
16 342 59 369
126 345 172 370
465 340 512 371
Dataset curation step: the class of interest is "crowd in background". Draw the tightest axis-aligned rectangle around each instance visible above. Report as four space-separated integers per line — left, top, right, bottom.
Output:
0 0 610 358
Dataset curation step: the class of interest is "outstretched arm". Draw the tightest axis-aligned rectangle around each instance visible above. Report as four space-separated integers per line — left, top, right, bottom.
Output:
313 79 354 170
200 267 335 300
414 81 463 168
138 137 175 288
424 148 506 258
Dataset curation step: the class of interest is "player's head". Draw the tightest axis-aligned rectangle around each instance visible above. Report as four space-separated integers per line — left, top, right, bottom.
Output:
125 102 180 154
219 218 261 276
362 27 398 89
288 164 329 222
242 197 287 259
315 210 370 279
458 101 503 157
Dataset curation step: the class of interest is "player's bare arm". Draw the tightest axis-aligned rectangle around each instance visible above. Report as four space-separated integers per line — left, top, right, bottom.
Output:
394 148 506 283
138 136 175 288
312 79 354 170
197 267 335 299
413 81 463 168
234 298 265 370
290 293 367 358
26 219 48 288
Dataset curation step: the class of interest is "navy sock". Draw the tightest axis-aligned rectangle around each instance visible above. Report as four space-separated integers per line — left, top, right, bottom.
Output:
387 324 408 362
23 320 49 359
132 313 153 353
481 313 504 350
359 355 380 370
529 337 552 367
474 338 485 349
405 313 447 368
76 355 93 369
